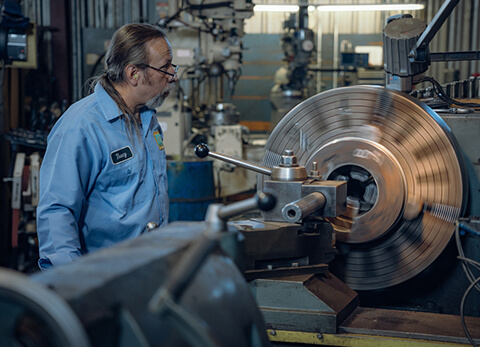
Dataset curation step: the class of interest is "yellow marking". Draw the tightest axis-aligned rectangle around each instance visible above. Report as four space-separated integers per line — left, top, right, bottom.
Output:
267 330 471 347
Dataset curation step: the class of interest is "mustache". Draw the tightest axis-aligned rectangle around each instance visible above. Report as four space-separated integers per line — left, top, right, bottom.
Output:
165 82 175 94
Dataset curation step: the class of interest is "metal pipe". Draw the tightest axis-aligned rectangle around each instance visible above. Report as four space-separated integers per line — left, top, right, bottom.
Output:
410 0 460 57
71 0 82 101
142 0 148 22
447 0 455 72
298 0 308 30
462 0 470 77
316 7 322 93
88 0 94 27
333 14 338 88
456 0 466 76
100 0 106 29
123 0 130 27
281 192 326 223
427 0 438 82
107 0 113 28
471 0 479 75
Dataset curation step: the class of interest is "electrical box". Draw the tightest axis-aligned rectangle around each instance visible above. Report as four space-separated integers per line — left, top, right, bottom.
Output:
7 30 27 61
7 23 37 69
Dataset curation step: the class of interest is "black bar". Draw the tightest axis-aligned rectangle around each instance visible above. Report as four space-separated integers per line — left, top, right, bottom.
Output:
414 0 461 51
244 264 329 280
431 51 480 62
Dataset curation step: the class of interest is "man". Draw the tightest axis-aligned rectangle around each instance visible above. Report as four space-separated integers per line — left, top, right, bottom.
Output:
37 23 177 270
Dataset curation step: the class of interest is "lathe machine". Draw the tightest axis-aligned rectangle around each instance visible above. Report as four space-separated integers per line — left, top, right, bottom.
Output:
0 83 479 346
1 0 480 343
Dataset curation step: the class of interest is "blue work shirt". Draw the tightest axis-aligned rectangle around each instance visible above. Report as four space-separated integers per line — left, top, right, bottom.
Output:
37 83 168 270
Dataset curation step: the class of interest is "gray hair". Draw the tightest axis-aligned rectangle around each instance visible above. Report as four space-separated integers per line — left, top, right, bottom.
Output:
92 23 167 136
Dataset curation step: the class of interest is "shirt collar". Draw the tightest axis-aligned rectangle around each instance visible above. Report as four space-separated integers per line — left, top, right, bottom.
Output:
95 83 157 129
94 83 123 122
140 107 157 137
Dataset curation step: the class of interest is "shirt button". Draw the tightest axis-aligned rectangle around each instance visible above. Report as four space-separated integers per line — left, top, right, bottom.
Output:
127 169 131 174
146 222 158 232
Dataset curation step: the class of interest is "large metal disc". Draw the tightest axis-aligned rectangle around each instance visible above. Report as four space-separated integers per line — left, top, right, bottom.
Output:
0 268 90 346
259 86 468 290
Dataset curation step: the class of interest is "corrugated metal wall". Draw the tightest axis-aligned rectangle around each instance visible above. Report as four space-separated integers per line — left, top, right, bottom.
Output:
23 0 52 73
427 0 480 83
246 0 480 83
245 0 425 34
20 0 480 97
69 0 154 100
245 0 426 89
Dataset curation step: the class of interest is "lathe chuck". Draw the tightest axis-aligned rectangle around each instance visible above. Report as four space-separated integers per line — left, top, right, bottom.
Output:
259 86 468 290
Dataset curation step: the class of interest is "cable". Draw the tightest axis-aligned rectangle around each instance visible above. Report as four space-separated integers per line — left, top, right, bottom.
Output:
454 221 480 346
460 276 480 347
413 76 480 108
455 221 480 291
458 256 480 271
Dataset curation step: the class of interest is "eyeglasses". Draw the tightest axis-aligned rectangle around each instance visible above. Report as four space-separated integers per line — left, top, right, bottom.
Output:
143 64 178 79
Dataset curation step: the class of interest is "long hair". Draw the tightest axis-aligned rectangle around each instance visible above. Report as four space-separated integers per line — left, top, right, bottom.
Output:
91 23 167 137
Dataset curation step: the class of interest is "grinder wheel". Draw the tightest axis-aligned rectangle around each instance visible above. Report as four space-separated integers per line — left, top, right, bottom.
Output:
259 86 468 290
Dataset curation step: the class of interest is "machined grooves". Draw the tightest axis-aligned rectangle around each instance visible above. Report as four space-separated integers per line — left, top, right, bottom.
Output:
259 86 467 290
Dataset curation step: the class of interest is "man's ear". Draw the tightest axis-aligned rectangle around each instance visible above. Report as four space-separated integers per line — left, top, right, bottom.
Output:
125 65 139 85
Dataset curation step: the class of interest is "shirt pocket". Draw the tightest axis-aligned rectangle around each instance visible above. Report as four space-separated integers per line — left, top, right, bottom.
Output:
99 159 148 216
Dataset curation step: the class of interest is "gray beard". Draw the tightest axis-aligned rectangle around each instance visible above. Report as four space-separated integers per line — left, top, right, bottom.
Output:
145 83 175 109
145 93 166 109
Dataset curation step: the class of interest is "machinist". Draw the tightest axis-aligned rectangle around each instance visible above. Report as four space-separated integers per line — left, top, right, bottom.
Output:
36 23 177 270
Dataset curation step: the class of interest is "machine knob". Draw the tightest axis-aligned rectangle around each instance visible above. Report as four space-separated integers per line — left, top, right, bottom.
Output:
194 143 210 158
257 192 277 212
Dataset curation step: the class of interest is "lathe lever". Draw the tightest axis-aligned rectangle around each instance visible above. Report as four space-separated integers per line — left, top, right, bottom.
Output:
195 143 272 176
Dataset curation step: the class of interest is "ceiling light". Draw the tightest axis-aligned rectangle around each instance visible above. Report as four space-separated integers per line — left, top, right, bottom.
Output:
253 4 425 12
316 4 425 12
253 5 299 12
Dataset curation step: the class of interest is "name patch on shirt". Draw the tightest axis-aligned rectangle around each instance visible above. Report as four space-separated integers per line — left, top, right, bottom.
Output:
153 130 165 151
111 146 133 165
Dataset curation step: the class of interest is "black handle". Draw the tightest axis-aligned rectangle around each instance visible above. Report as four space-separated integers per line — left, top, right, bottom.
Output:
194 143 210 158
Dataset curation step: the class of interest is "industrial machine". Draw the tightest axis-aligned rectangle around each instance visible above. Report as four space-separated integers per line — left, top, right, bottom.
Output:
0 193 276 346
156 0 255 198
270 0 316 128
1 92 478 344
1 1 479 346
193 83 480 342
155 0 253 152
187 1 480 344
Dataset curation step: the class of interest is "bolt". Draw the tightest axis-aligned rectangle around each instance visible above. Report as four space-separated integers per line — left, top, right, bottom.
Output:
310 161 321 178
280 150 298 167
317 333 323 339
270 330 276 336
